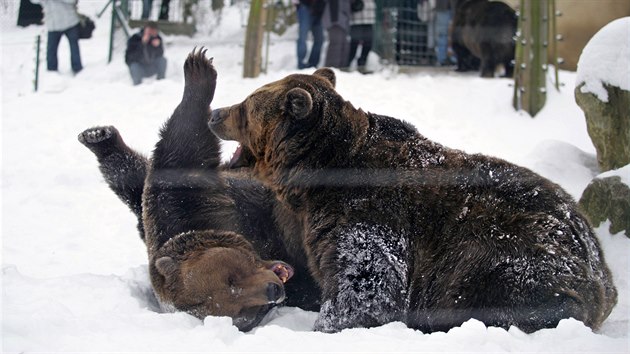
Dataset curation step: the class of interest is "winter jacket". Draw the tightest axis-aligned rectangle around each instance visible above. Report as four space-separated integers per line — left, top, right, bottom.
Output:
322 0 351 31
30 0 79 32
125 30 165 66
350 0 376 26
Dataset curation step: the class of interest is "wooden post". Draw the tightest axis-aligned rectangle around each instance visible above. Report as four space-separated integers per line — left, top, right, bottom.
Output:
243 0 266 78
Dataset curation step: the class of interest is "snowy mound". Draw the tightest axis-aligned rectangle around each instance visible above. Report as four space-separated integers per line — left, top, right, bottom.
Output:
576 17 630 102
598 164 630 187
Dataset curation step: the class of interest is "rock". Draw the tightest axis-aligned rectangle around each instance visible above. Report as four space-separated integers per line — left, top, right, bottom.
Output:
579 171 630 238
575 84 630 172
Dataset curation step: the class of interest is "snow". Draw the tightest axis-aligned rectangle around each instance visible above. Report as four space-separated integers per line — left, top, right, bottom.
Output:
575 16 630 102
597 164 630 187
2 2 629 352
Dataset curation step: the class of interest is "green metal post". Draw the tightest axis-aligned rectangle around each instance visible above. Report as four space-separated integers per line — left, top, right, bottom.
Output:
108 0 116 63
513 0 553 117
34 34 41 92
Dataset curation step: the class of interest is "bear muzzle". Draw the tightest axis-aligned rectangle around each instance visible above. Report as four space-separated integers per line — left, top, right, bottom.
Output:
209 108 236 141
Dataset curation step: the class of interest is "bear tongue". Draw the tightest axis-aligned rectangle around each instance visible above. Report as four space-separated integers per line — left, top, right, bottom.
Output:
228 145 243 168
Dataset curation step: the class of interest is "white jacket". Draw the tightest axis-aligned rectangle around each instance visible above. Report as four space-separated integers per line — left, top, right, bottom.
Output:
30 0 80 32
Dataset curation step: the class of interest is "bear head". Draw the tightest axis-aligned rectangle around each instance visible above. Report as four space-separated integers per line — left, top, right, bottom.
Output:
210 68 367 196
151 230 294 331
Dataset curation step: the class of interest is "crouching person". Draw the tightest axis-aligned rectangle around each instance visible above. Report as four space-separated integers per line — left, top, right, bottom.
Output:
125 21 167 85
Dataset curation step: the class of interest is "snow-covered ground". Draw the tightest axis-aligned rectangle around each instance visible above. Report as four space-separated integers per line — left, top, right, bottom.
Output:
2 2 628 352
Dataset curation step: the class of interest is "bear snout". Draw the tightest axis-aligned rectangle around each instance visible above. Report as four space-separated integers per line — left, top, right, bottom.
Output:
266 282 285 303
209 108 225 125
208 108 232 140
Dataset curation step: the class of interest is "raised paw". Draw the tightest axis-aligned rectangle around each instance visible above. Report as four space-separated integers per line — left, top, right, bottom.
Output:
183 47 217 103
78 126 117 146
78 126 123 158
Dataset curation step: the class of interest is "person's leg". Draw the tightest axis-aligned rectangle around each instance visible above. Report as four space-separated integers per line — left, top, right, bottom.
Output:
65 24 83 73
357 25 373 67
435 11 451 65
141 0 153 19
296 4 311 69
128 62 145 85
308 15 324 68
158 0 170 20
46 30 63 71
155 56 167 80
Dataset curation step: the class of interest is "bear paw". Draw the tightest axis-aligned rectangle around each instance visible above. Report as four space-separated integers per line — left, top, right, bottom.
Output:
78 126 122 157
183 47 217 103
78 126 118 145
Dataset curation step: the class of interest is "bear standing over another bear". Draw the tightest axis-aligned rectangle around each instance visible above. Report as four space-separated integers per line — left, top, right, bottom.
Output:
210 67 617 333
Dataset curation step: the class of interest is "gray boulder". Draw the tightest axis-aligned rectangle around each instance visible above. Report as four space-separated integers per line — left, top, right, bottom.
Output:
575 84 630 172
579 170 630 238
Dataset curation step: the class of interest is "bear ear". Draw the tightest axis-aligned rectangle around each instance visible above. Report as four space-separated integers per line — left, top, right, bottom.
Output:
155 256 178 278
313 68 336 88
285 87 313 119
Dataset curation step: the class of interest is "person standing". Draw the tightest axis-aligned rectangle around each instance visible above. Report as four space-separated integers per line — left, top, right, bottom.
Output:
124 22 167 86
295 0 325 69
31 0 83 74
433 0 454 66
347 0 376 74
323 0 351 69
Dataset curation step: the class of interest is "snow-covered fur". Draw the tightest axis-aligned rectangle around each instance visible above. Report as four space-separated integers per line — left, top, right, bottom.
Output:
209 68 617 333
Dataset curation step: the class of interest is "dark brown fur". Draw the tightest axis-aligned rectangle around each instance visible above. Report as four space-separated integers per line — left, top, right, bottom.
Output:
209 68 617 333
79 50 320 331
451 0 516 77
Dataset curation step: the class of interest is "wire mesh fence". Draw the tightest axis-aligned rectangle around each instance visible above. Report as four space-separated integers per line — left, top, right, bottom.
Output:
374 0 436 66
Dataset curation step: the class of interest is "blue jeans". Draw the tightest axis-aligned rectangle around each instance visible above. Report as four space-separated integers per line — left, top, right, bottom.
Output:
296 4 323 69
435 11 452 65
47 24 82 73
128 57 167 85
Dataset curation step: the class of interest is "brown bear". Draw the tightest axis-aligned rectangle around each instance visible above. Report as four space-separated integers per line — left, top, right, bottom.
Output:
78 49 320 331
451 0 516 77
209 68 618 333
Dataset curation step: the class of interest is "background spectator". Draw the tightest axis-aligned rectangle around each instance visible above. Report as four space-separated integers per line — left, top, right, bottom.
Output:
347 0 376 74
31 0 83 74
124 22 167 85
294 0 324 69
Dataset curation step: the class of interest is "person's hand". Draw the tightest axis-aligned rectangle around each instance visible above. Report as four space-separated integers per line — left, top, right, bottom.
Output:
151 37 161 47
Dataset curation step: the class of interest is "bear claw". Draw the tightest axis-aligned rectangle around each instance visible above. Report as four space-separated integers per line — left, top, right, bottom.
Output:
183 47 217 103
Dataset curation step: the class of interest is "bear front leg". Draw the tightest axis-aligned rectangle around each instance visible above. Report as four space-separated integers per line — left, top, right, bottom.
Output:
78 126 148 241
312 223 410 333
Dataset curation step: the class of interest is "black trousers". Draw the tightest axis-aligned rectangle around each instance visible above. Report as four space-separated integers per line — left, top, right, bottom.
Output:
348 24 373 67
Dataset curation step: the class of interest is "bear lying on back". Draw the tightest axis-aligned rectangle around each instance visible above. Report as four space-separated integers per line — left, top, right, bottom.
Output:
209 68 617 333
79 50 320 331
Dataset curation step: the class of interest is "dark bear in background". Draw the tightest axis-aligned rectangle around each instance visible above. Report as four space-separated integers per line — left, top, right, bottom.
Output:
210 68 617 333
451 0 516 77
79 50 320 331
